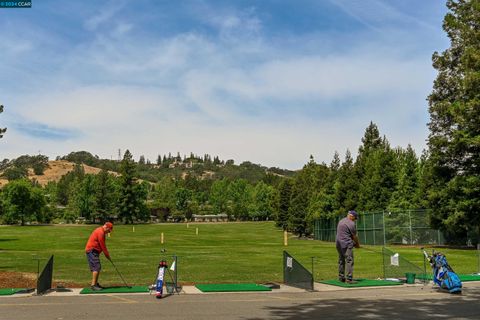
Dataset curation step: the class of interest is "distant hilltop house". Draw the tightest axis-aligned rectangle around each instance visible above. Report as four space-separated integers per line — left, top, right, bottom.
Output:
167 159 225 169
168 159 198 169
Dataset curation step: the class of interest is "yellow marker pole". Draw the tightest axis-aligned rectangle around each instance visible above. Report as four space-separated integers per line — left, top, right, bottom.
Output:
132 226 135 232
161 232 164 244
187 223 189 228
196 227 198 235
108 233 111 238
284 230 288 246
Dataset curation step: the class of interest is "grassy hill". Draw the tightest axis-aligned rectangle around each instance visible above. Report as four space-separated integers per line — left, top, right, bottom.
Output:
0 151 296 187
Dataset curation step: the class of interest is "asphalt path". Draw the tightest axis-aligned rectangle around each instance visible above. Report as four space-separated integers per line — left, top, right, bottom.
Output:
1 282 480 320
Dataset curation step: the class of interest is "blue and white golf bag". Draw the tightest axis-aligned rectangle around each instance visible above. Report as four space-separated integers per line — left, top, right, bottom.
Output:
424 250 462 293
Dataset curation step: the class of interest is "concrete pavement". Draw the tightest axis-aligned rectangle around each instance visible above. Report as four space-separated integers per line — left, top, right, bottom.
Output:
0 282 479 320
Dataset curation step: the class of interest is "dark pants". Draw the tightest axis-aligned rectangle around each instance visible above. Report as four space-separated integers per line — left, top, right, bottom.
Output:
336 243 354 280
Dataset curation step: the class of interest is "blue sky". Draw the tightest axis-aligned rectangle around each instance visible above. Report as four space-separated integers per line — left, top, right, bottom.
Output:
0 0 449 169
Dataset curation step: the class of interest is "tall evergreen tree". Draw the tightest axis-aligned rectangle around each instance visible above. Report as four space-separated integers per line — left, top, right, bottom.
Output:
333 150 357 216
389 145 420 210
358 139 398 211
276 179 292 230
427 0 480 242
118 150 137 224
358 121 383 160
355 122 384 211
288 177 309 236
94 169 117 223
288 157 319 236
356 123 392 211
416 150 434 209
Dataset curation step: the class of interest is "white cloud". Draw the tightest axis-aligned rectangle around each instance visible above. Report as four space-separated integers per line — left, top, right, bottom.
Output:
0 1 445 169
84 1 126 31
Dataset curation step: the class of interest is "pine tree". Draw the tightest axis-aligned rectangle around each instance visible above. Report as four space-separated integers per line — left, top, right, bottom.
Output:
333 150 358 216
389 145 420 210
288 158 318 236
94 169 117 223
427 0 480 242
358 139 398 211
276 179 292 230
358 121 383 160
118 150 137 224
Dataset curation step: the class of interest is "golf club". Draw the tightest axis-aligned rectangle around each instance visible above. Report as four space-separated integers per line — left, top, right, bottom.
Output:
109 259 131 288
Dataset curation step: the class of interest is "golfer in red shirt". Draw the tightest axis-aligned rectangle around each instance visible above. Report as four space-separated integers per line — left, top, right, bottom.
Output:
85 222 113 291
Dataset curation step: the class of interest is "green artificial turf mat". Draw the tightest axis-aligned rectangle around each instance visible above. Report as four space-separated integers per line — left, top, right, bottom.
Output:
458 274 480 281
417 274 480 282
0 288 28 296
319 279 405 288
412 274 431 280
80 286 149 294
195 283 272 292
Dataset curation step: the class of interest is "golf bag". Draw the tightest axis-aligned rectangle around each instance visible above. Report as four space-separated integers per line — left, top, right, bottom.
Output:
155 260 168 299
423 250 462 293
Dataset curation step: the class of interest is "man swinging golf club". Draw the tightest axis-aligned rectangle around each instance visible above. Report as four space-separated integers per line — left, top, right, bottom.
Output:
85 222 113 291
336 210 360 284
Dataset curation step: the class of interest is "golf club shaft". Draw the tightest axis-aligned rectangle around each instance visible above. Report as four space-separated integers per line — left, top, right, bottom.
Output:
110 259 130 288
360 246 379 254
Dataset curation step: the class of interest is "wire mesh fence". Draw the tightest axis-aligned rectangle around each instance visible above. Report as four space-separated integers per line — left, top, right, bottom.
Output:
381 247 426 282
314 209 446 246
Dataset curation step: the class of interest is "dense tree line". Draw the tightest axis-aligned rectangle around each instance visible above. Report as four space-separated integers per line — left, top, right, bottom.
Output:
0 150 280 225
0 124 425 230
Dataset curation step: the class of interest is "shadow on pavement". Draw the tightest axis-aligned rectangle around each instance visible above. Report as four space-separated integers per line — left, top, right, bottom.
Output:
247 287 480 320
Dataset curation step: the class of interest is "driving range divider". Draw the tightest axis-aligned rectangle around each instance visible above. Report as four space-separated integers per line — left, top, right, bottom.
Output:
283 251 314 290
36 255 57 295
1 255 56 296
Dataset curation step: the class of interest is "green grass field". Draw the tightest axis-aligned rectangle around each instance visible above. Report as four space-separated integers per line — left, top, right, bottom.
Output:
0 222 478 287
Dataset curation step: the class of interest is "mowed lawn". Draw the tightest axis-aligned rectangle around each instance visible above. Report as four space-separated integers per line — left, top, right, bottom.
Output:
0 222 478 287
